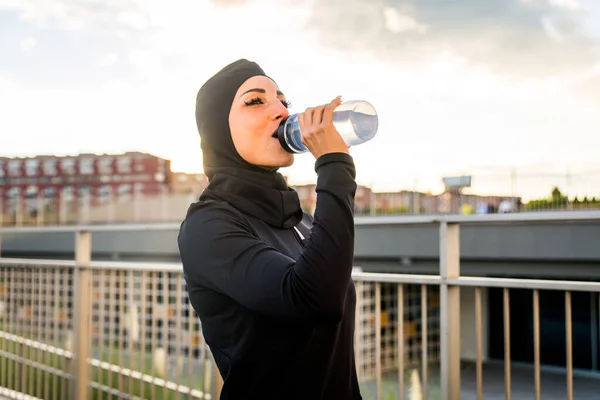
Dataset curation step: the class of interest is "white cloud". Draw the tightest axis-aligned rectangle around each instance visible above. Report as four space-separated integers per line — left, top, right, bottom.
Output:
520 0 581 10
116 11 150 31
128 50 162 77
0 0 151 32
19 36 37 52
382 7 428 34
0 0 599 199
541 16 564 41
98 53 119 67
549 0 581 10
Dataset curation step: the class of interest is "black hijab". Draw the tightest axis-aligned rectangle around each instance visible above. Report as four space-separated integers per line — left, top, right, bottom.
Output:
193 59 303 229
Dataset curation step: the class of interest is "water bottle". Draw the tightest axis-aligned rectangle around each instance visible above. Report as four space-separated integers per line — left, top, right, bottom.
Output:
276 100 379 154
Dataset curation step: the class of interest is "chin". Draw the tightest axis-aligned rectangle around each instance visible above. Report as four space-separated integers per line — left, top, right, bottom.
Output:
258 154 294 169
279 155 294 168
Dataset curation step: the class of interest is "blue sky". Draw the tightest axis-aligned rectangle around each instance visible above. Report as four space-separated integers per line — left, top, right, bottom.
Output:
0 0 599 200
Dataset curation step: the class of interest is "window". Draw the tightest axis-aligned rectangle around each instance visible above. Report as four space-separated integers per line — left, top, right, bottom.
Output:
43 159 57 176
98 185 112 203
62 186 74 201
117 184 132 201
177 174 188 183
25 159 39 176
117 156 132 173
134 182 144 194
79 157 94 175
43 187 56 198
78 186 92 202
98 185 112 196
61 159 76 175
8 160 21 177
0 160 5 177
135 160 145 172
98 157 113 174
7 187 20 198
25 185 38 199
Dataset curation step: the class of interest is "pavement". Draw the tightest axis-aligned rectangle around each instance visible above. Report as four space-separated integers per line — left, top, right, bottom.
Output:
359 361 600 400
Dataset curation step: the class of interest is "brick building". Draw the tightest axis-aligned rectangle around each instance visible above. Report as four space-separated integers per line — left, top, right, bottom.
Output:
0 152 172 215
170 172 209 197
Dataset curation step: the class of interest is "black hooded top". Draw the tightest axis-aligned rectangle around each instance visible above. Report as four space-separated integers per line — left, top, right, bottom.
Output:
178 59 362 400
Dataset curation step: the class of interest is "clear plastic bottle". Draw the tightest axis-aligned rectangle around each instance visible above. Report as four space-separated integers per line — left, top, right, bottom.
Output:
276 100 379 154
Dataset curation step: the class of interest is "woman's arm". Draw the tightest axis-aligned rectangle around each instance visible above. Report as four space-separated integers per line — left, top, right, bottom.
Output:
178 152 356 322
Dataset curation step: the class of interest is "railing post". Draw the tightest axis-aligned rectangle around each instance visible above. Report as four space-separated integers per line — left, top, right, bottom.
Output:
440 221 461 400
71 230 92 400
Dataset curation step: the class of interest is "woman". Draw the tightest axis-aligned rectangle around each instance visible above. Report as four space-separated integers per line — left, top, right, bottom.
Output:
178 59 361 400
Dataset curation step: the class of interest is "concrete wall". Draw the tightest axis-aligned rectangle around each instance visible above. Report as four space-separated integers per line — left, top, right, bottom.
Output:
2 219 600 262
354 221 600 260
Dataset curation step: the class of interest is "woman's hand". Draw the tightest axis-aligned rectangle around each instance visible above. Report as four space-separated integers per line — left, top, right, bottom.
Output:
298 96 349 159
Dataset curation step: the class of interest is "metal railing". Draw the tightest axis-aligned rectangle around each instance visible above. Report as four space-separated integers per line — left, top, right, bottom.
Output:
0 257 219 400
1 213 600 399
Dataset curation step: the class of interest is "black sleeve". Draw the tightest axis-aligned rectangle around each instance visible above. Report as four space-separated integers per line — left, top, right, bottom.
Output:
178 152 356 321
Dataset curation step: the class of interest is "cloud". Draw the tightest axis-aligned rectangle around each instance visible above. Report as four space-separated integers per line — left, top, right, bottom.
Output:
301 0 598 78
541 15 564 41
549 0 581 10
1 0 599 198
0 0 148 33
19 36 37 52
98 52 119 67
383 6 428 34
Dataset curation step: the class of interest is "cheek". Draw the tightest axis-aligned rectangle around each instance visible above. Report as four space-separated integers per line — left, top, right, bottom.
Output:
229 116 264 160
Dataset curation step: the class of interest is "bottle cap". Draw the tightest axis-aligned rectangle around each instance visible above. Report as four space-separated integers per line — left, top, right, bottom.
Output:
277 116 299 154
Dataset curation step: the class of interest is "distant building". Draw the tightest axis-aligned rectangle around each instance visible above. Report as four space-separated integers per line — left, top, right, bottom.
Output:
170 172 208 197
373 190 428 214
291 184 317 214
0 152 171 215
291 183 378 215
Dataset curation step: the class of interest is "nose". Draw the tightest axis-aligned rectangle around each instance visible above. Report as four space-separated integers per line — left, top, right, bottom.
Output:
270 100 289 121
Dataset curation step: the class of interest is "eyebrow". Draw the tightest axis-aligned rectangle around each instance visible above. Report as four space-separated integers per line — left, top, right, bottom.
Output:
239 88 285 97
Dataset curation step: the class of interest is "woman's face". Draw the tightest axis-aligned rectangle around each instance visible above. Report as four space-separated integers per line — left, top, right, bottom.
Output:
229 75 294 169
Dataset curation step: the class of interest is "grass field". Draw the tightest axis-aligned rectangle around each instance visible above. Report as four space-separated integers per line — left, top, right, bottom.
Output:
0 332 213 400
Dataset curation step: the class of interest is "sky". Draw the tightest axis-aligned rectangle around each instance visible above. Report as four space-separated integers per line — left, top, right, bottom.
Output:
0 0 599 200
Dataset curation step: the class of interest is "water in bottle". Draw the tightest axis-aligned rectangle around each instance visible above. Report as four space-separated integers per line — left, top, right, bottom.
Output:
276 100 379 154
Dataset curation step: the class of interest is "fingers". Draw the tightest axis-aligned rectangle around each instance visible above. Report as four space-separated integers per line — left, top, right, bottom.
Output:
300 96 343 143
322 96 342 126
313 105 326 128
306 107 315 127
303 96 340 131
299 107 314 134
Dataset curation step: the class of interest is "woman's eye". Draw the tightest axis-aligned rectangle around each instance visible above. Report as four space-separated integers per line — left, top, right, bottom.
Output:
244 97 264 106
281 100 291 109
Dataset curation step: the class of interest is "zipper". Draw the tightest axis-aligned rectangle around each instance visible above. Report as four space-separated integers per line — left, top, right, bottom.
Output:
293 226 305 241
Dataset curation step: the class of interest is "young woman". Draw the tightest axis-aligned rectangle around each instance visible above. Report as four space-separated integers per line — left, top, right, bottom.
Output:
178 58 361 399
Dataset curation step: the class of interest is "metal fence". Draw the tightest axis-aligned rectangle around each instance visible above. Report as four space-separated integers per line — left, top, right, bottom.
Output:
0 257 219 400
1 213 600 399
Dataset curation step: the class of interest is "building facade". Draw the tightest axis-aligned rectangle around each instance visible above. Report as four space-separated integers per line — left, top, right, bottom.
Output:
169 172 208 197
0 152 172 215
